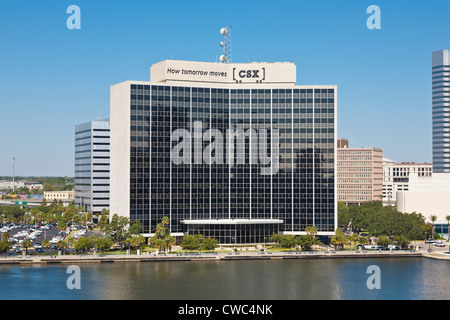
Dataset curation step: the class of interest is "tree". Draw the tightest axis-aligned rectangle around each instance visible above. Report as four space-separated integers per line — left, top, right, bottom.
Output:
1 231 10 241
269 233 281 244
269 234 297 250
42 239 50 253
164 235 176 253
348 233 360 249
376 235 391 247
430 215 438 240
22 238 32 255
150 217 172 253
99 215 109 229
50 199 58 207
181 234 201 252
359 236 369 248
337 201 351 230
57 240 69 255
57 221 67 233
96 236 113 254
331 229 347 250
130 235 146 253
74 236 95 254
104 214 131 249
305 226 318 236
0 240 11 253
202 237 219 252
297 234 321 251
393 235 410 249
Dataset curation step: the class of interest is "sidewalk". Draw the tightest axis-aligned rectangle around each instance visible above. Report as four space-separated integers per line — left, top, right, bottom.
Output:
0 250 424 265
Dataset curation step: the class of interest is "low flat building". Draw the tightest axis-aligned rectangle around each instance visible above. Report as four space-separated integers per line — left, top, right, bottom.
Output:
43 191 75 202
397 173 450 238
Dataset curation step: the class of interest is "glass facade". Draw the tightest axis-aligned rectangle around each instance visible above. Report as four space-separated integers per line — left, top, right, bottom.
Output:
128 83 336 244
432 50 450 173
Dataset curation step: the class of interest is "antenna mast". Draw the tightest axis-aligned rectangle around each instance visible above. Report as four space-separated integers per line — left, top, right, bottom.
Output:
12 157 15 192
219 26 232 63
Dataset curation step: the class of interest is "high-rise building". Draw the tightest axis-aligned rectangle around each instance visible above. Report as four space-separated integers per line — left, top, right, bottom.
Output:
110 60 337 244
432 49 450 173
74 119 110 215
337 142 383 205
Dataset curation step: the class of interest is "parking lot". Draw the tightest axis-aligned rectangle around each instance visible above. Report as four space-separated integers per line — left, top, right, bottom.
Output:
0 223 99 255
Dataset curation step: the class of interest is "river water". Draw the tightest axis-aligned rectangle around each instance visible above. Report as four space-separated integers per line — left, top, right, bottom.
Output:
0 257 449 300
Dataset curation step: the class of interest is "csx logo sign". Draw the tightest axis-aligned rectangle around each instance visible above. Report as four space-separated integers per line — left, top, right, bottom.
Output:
239 70 259 78
233 68 265 83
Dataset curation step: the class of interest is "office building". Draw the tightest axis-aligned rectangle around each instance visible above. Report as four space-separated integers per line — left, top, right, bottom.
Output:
432 49 450 173
337 141 383 205
382 159 432 205
74 119 110 214
110 59 337 244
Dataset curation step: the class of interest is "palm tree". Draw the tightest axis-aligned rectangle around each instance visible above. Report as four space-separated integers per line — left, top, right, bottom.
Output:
1 231 10 241
22 238 32 255
430 215 438 240
42 239 50 253
57 240 69 255
359 236 369 248
348 233 360 249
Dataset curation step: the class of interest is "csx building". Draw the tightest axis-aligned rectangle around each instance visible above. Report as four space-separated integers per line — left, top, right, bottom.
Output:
110 60 337 244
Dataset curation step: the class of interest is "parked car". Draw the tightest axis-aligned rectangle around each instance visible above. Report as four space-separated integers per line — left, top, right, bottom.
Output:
435 242 446 247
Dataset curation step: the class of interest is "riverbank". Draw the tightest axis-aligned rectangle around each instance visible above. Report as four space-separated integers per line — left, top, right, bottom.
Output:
0 250 427 266
423 251 450 260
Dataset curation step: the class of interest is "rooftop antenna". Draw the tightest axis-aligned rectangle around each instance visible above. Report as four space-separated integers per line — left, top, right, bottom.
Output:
219 26 232 63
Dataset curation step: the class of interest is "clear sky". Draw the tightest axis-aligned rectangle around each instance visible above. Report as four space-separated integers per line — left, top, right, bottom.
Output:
0 0 449 176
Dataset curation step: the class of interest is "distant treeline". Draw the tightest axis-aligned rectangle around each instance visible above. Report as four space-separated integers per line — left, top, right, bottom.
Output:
1 177 74 193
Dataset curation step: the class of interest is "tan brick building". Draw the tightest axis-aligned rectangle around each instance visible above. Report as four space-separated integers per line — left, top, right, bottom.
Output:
337 139 383 205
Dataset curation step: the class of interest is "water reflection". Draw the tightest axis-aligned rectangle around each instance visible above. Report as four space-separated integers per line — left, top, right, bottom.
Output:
0 258 449 300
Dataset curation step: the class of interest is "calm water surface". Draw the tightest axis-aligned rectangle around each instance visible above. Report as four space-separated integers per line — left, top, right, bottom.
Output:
1 258 449 300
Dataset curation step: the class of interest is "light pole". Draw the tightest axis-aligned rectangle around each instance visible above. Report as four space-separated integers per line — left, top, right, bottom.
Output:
231 236 235 254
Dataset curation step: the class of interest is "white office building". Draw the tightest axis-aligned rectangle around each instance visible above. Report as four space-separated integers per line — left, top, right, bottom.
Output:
397 173 450 238
382 159 432 205
74 119 110 214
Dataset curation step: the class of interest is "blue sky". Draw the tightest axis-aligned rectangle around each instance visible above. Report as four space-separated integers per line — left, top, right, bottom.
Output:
0 0 448 176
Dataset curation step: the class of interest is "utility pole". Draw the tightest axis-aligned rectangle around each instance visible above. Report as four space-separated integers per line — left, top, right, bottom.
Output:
12 157 16 192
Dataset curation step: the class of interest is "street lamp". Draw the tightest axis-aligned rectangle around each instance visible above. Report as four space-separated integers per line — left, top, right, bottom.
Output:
231 237 235 254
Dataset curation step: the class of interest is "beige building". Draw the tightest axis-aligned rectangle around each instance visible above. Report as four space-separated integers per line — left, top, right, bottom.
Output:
337 139 383 205
397 173 450 224
43 191 75 202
